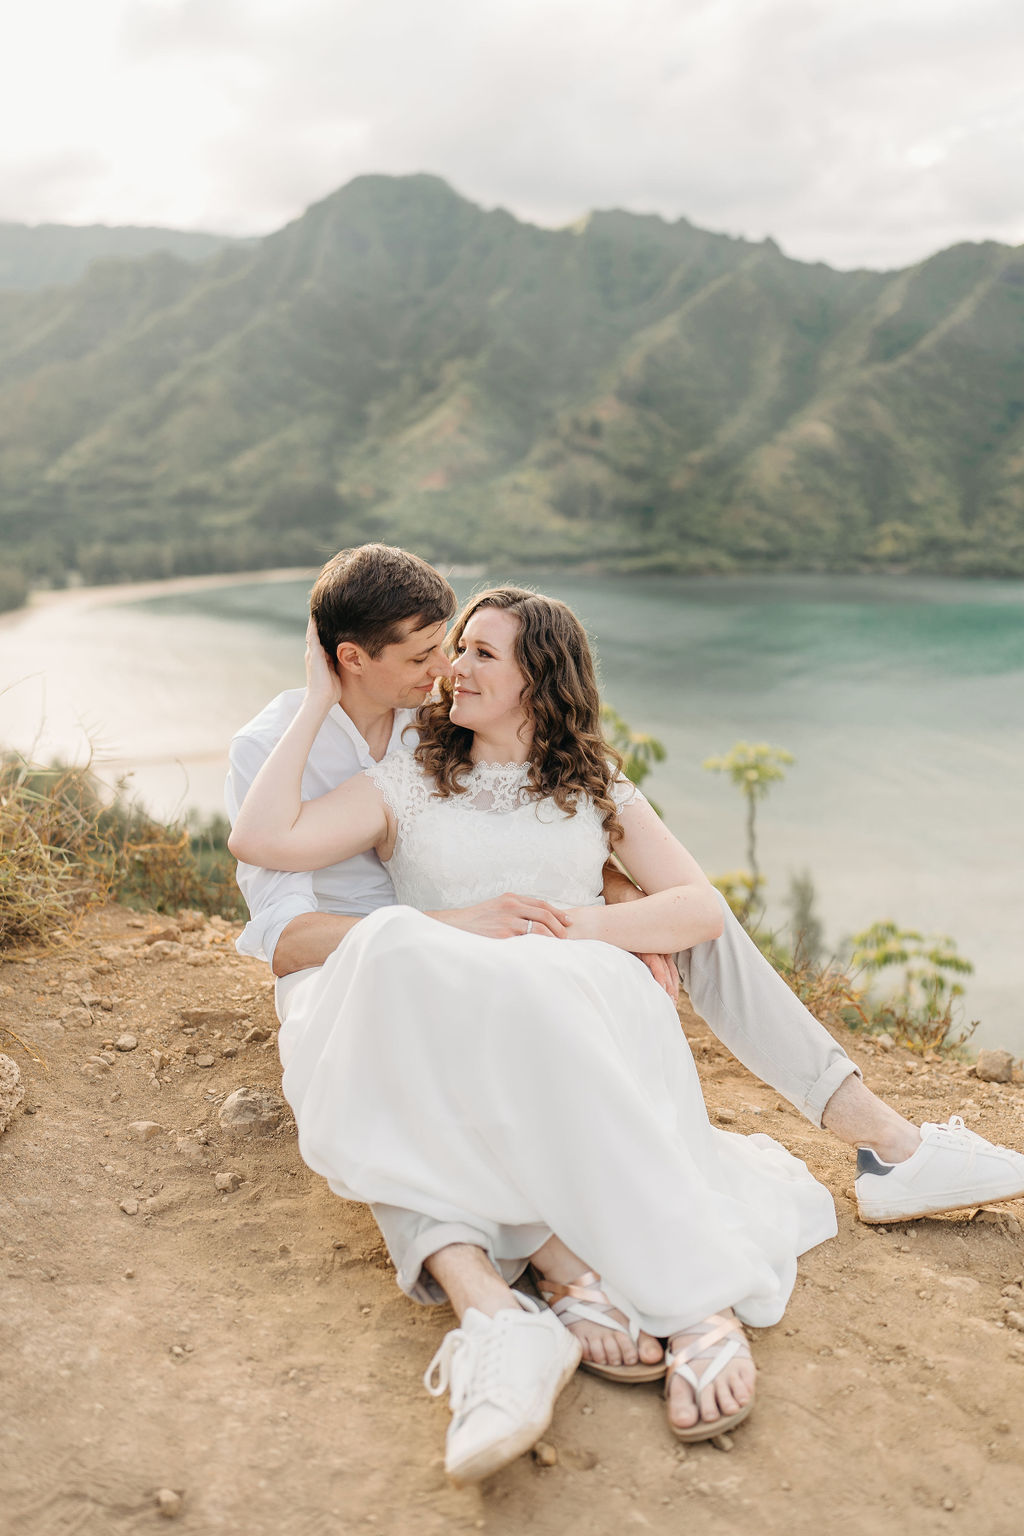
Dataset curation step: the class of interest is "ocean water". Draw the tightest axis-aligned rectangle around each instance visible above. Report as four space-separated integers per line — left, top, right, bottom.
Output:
2 571 1022 1049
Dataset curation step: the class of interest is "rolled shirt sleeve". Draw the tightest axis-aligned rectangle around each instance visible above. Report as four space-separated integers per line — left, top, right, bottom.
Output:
225 730 318 967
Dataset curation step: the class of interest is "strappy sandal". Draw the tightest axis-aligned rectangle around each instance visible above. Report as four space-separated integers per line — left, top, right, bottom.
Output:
665 1312 754 1441
532 1268 667 1383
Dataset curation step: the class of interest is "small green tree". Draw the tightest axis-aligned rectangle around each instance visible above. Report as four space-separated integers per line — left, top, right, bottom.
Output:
849 920 977 1055
601 704 666 811
703 741 794 921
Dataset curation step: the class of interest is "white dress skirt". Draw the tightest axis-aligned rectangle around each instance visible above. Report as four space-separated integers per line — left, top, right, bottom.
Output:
277 754 837 1338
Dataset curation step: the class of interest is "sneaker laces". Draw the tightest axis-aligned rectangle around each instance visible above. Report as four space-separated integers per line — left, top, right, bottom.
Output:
923 1115 1012 1154
423 1321 523 1419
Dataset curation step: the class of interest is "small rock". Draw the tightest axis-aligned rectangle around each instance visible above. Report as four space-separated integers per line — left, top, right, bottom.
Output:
176 910 206 932
126 917 146 929
876 1033 895 1050
0 1055 26 1133
114 1033 138 1052
976 1049 1014 1084
128 1120 165 1142
145 925 181 946
242 1024 271 1044
711 1433 733 1451
219 1087 286 1138
215 1171 243 1192
1005 1310 1024 1333
532 1442 558 1467
123 1268 136 1279
221 1044 238 1058
715 1108 738 1124
180 1007 249 1029
941 1497 956 1512
195 1054 216 1069
154 1488 182 1518
143 942 185 962
119 1198 139 1215
99 996 115 1011
151 1050 169 1072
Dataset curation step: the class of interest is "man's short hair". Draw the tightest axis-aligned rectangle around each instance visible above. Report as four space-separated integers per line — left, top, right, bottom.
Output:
310 544 457 660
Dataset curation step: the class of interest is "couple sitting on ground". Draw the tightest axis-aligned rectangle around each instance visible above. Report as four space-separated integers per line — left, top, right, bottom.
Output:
226 543 1024 1486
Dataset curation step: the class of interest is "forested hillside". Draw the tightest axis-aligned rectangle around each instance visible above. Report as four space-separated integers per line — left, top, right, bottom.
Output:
1 174 1021 587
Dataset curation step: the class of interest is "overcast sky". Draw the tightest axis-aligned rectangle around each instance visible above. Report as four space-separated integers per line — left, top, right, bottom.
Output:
3 0 1022 271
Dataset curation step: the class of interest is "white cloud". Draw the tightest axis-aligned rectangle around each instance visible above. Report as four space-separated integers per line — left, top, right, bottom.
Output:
0 0 1021 267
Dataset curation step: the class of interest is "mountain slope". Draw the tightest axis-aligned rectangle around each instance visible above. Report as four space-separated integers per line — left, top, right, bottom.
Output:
0 175 1021 582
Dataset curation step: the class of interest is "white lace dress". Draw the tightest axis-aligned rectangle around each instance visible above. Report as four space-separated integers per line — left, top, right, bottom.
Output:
278 754 837 1336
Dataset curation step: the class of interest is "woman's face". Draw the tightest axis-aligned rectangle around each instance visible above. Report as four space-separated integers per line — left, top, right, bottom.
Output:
449 608 529 738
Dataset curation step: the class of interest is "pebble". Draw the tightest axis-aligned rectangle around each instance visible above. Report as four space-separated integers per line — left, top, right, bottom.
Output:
143 942 185 962
243 1024 271 1044
180 1007 249 1029
99 1051 118 1066
711 1433 733 1451
876 1033 895 1050
715 1108 738 1124
218 1087 286 1138
128 1120 165 1142
1004 1311 1024 1333
221 1044 238 1058
0 1055 26 1133
123 1269 136 1279
941 1497 956 1512
154 1488 182 1518
119 1199 139 1215
215 1171 243 1192
976 1049 1014 1084
151 1050 169 1072
532 1442 558 1467
195 1054 216 1069
145 925 181 946
115 1034 138 1052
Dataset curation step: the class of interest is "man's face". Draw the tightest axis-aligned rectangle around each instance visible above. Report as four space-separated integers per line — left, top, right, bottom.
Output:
351 617 451 709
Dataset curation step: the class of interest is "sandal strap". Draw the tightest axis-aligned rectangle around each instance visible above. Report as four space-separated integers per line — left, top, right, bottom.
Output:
666 1314 748 1395
536 1270 638 1342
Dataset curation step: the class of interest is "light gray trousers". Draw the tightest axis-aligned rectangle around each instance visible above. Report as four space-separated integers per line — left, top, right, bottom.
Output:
279 892 859 1303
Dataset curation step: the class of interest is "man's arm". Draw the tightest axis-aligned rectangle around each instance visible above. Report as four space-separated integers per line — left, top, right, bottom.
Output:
271 912 362 976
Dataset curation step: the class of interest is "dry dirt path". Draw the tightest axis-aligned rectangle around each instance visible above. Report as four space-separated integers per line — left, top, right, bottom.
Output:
2 905 1024 1536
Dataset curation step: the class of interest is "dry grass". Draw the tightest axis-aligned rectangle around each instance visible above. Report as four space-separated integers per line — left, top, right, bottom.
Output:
0 754 243 952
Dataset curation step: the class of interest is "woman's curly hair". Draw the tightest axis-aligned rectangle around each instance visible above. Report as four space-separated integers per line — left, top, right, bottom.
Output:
414 587 627 843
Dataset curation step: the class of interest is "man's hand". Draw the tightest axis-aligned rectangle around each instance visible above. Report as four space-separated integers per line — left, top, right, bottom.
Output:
602 860 679 1000
429 893 569 939
635 950 680 1002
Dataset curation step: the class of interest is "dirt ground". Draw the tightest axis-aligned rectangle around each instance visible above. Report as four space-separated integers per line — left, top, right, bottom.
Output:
2 904 1024 1536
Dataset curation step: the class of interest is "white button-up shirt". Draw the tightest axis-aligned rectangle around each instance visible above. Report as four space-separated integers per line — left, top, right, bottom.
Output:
225 689 417 965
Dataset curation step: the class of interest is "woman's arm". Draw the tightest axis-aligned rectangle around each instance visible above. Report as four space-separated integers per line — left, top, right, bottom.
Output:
566 797 723 953
227 623 392 872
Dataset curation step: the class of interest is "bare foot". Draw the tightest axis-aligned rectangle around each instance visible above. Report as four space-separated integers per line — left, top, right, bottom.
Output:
529 1235 663 1371
666 1310 755 1434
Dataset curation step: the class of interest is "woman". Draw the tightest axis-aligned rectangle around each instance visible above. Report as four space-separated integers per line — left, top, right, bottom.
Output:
229 587 836 1470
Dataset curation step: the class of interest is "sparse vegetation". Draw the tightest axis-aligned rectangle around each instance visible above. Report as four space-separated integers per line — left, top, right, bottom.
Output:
848 920 979 1056
703 741 794 922
0 754 243 950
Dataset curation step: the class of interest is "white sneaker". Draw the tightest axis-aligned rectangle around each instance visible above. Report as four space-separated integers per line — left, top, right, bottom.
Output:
856 1116 1024 1223
423 1292 582 1485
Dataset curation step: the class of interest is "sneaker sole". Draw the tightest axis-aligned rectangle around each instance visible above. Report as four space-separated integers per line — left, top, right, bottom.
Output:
857 1184 1024 1224
446 1348 581 1487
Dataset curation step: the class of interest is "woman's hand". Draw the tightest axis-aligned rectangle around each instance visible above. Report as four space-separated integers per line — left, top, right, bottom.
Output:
305 617 343 714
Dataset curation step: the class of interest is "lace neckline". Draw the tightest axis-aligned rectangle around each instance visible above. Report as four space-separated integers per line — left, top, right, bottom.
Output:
466 759 530 777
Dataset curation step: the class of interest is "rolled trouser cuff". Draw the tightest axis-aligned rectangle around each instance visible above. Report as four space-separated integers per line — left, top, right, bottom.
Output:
371 1207 537 1306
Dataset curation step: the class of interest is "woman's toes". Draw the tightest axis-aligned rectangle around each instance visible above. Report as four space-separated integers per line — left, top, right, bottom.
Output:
668 1380 699 1428
638 1332 664 1365
698 1385 722 1423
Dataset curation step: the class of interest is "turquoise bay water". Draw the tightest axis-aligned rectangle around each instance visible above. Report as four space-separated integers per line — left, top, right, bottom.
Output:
1 572 1021 1048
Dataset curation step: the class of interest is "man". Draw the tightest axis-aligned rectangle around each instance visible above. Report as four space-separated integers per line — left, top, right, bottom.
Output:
226 542 1024 1482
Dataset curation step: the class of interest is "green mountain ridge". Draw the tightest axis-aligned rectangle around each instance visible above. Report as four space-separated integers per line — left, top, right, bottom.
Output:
1 174 1021 587
0 221 252 293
